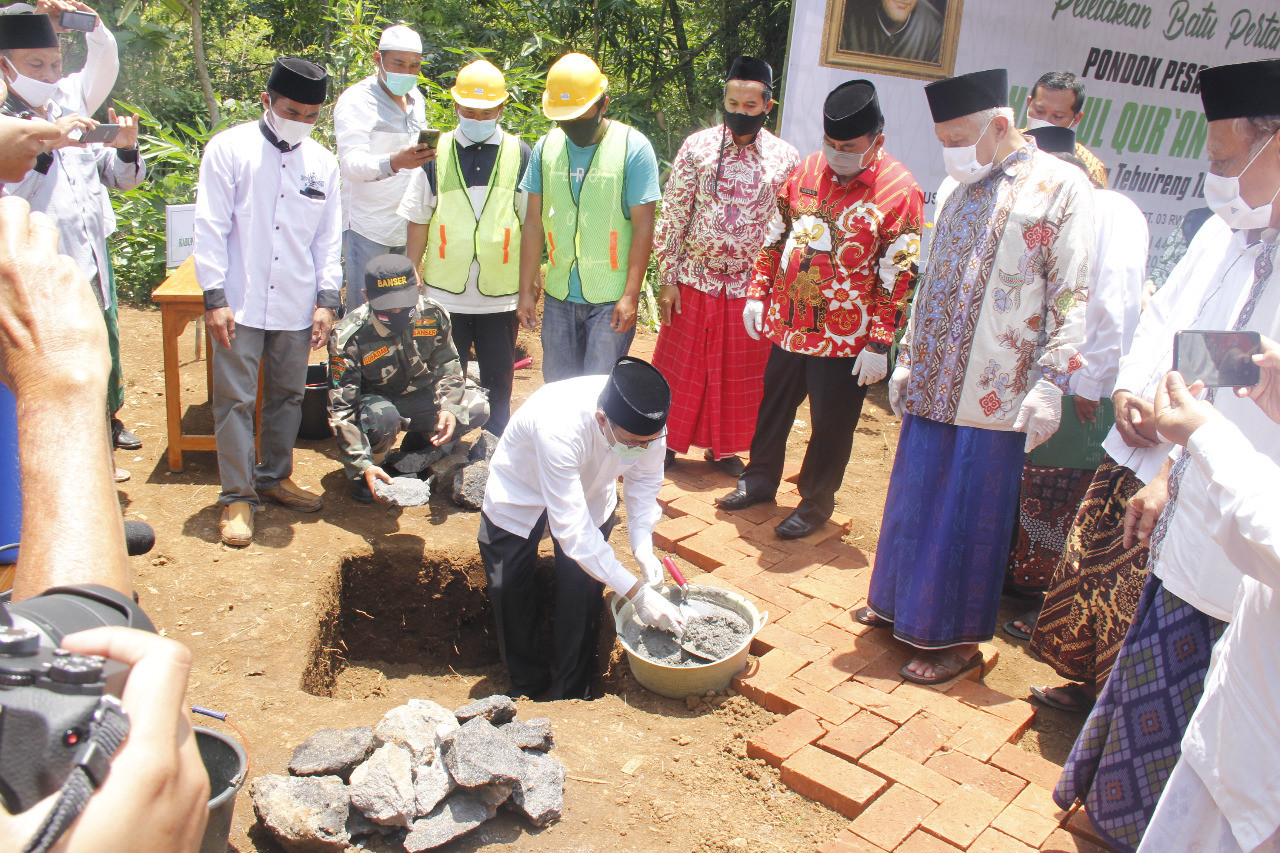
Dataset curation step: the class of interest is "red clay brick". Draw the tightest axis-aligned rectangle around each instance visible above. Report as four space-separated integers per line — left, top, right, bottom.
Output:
973 827 1038 853
859 746 960 802
776 597 843 636
947 680 1039 727
1010 784 1070 825
724 536 787 565
991 743 1067 792
740 520 784 546
896 829 964 852
780 745 890 819
816 830 892 853
1039 827 1112 852
852 644 915 692
696 520 750 545
674 531 739 571
751 622 833 662
1063 806 1112 849
817 710 897 762
657 481 685 508
746 708 829 767
881 712 959 764
850 784 939 851
992 803 1061 849
829 508 853 529
731 649 806 705
775 491 802 510
667 494 708 519
717 500 778 525
810 622 890 654
736 575 814 612
924 750 1027 804
946 714 1028 762
712 558 765 583
807 562 871 591
695 575 768 611
664 467 715 490
776 478 798 494
795 640 887 691
766 544 831 577
805 521 847 546
892 681 986 728
920 785 1006 848
767 676 858 724
831 680 921 725
790 575 862 609
652 514 707 551
822 544 872 571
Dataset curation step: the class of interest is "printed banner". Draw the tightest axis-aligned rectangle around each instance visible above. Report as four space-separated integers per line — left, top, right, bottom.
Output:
779 0 1280 247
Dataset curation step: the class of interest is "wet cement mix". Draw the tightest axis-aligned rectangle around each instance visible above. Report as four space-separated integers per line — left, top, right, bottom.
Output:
621 595 751 667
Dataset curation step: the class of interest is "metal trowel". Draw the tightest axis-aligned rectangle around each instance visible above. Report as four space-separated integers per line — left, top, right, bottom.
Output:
662 557 717 662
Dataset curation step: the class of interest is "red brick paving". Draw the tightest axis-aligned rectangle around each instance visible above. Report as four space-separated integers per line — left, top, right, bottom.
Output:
656 456 1111 852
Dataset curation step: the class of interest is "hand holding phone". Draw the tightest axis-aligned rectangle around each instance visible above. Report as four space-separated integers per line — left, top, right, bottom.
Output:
58 9 96 31
1173 330 1262 388
75 123 121 145
418 128 441 150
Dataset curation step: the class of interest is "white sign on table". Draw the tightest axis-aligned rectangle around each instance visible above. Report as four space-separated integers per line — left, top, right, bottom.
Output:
165 203 196 268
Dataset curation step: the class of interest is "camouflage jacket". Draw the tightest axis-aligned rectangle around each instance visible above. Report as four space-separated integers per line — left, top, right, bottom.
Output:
328 296 466 472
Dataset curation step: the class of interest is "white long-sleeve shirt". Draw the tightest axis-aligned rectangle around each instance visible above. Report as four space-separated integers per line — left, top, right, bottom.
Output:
193 119 342 331
55 18 118 116
482 375 664 595
1070 189 1147 402
1178 417 1280 852
333 75 424 247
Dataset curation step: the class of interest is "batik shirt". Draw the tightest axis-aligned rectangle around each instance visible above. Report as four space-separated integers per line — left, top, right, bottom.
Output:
652 125 799 299
747 150 923 357
899 145 1093 430
328 296 468 473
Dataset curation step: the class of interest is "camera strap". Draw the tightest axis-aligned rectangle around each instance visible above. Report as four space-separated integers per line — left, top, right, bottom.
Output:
22 696 130 853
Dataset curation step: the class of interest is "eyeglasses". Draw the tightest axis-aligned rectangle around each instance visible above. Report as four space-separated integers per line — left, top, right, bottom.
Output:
605 419 666 449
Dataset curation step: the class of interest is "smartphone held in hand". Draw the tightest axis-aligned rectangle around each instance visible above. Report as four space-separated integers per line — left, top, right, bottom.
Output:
59 9 97 31
1173 330 1262 388
418 128 441 150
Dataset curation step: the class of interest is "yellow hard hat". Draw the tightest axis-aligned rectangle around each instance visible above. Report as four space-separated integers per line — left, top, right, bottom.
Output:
542 53 608 120
450 60 508 108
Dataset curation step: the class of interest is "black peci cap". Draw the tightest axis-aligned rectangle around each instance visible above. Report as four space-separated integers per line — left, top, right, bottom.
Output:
925 68 1009 123
267 57 329 105
1200 60 1280 122
728 56 773 90
0 13 58 50
364 254 418 310
601 356 670 437
1025 125 1076 154
823 79 882 141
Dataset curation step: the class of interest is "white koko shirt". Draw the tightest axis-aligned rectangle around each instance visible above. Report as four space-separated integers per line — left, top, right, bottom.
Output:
483 375 664 595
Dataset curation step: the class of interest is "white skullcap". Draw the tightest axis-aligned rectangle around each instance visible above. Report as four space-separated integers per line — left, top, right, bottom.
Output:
0 4 37 13
378 25 421 54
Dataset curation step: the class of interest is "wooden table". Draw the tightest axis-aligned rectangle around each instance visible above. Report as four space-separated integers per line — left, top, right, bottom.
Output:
152 257 215 472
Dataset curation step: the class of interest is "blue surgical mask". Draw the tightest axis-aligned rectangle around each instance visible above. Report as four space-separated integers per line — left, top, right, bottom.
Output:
604 419 648 460
381 69 418 97
457 115 498 143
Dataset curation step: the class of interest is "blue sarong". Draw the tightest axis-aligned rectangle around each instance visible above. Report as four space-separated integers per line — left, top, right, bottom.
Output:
1053 573 1226 853
867 414 1025 648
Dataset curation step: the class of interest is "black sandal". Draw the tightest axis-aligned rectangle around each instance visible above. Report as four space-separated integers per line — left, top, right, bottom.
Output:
1002 609 1040 642
1030 683 1095 714
854 606 892 628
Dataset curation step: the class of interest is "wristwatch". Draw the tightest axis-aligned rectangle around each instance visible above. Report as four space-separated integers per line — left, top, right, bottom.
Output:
864 340 890 355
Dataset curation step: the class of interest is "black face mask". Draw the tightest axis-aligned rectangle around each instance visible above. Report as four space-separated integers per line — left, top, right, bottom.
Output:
374 308 415 334
559 106 604 148
724 110 768 137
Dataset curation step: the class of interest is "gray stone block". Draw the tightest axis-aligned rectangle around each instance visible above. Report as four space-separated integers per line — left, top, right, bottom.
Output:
348 742 417 827
453 694 517 726
412 757 454 816
426 453 469 495
373 476 431 507
467 430 500 463
249 774 351 853
403 790 496 852
499 718 554 751
511 751 566 827
287 727 375 780
374 701 456 761
440 717 525 788
391 447 444 475
450 460 489 510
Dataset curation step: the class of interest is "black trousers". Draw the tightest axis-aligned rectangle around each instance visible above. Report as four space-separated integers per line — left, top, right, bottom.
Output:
450 310 519 435
739 345 868 524
478 510 617 700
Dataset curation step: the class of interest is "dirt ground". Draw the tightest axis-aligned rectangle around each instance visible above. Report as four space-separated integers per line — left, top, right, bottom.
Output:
108 304 1084 853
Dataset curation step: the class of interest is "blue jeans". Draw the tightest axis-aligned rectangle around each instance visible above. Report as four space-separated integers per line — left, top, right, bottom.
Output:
539 295 634 383
342 229 404 311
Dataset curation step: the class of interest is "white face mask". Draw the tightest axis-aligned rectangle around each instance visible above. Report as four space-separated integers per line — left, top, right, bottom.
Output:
1025 116 1055 130
1204 136 1280 231
823 143 873 177
942 117 997 185
266 108 315 148
603 419 649 460
4 63 58 109
380 69 418 97
456 115 498 143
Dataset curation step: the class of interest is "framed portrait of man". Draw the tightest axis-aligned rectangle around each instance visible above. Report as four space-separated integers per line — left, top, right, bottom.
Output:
821 0 965 81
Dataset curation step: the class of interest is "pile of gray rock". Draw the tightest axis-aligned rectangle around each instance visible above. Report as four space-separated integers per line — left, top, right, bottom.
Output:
385 430 498 511
249 695 564 852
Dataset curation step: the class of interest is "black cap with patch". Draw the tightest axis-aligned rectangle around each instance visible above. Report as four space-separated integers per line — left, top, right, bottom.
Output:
1200 60 1280 121
0 13 58 50
728 56 773 90
925 68 1009 123
823 79 881 141
267 57 329 105
1026 125 1076 154
601 356 670 437
364 254 419 310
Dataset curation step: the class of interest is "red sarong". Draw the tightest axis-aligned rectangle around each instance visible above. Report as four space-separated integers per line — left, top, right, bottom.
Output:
651 284 771 457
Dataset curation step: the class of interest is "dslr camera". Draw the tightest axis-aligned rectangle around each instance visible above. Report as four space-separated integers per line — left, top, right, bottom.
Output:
0 584 154 814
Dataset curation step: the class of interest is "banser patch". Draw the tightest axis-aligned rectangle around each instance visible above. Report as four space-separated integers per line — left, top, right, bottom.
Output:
376 274 408 291
413 328 437 337
362 345 390 365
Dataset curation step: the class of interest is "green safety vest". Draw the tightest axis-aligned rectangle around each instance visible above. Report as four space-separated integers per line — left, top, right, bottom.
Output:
541 122 632 303
424 130 522 296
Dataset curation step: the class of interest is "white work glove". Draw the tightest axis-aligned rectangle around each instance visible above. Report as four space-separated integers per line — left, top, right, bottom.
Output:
742 299 764 340
634 548 664 588
631 586 685 635
853 348 888 386
1013 378 1063 452
888 365 910 417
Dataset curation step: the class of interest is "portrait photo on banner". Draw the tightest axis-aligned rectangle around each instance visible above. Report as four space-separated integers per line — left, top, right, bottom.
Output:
821 0 964 81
